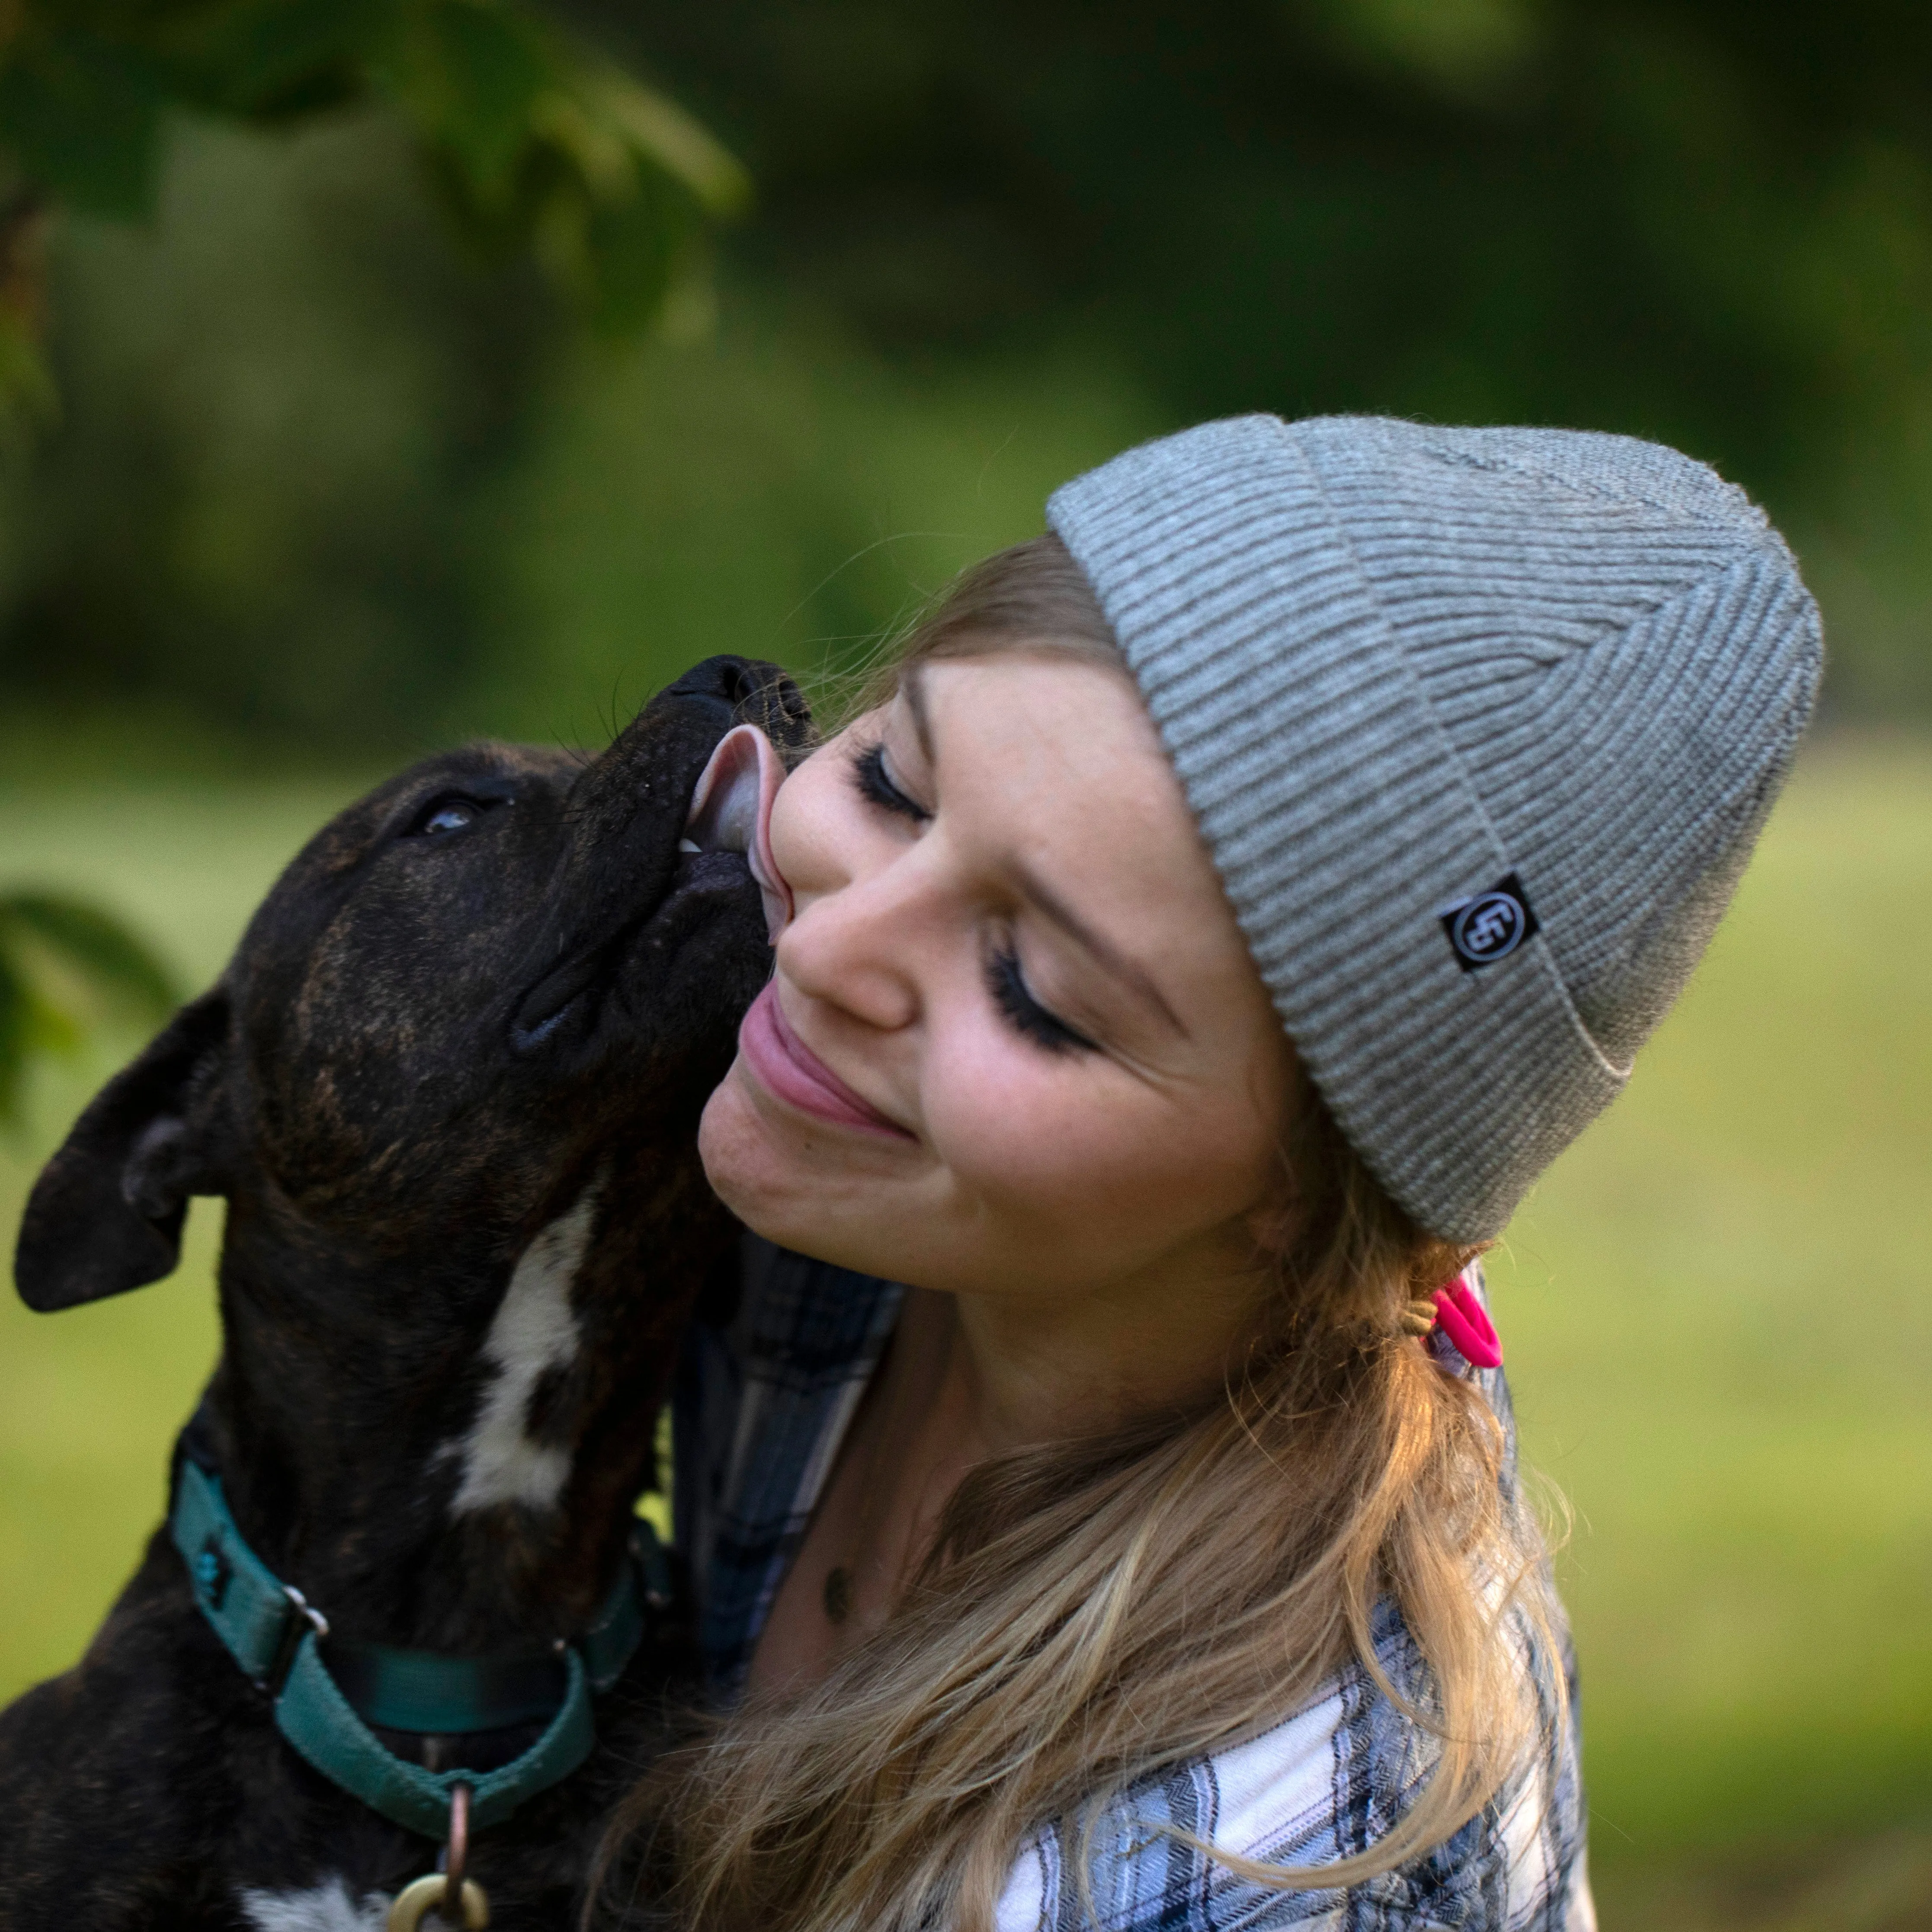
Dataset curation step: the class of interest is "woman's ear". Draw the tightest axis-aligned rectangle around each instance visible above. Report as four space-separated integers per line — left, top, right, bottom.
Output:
14 988 235 1313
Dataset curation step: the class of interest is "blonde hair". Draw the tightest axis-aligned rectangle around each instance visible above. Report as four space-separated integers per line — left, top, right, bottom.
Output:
596 536 1562 1932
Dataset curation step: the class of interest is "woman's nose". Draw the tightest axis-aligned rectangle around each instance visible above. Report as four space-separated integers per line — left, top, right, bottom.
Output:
778 859 926 1035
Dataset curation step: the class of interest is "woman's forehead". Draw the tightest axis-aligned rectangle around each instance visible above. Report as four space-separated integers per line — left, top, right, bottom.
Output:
895 657 1243 949
902 653 1147 759
900 657 1172 813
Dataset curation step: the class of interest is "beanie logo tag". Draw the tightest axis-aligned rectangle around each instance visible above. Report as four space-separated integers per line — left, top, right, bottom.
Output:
1439 873 1538 971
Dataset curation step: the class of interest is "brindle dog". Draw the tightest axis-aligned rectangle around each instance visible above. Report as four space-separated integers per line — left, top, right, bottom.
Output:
0 656 807 1931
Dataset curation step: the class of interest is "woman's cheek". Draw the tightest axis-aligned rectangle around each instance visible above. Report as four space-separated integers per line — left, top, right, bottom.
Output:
923 1035 1162 1223
933 1044 1275 1271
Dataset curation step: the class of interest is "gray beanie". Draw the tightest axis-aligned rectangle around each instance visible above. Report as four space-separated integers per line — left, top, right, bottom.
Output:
1046 414 1822 1243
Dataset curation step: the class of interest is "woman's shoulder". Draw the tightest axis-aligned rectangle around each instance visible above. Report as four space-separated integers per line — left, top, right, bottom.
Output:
996 1598 1593 1932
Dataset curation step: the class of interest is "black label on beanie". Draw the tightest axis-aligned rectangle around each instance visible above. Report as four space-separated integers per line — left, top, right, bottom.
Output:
1439 873 1539 971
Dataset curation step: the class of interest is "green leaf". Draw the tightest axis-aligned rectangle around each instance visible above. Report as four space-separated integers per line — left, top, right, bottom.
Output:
576 177 684 336
492 29 745 336
0 0 750 385
160 0 386 121
379 0 554 203
573 62 750 219
1294 0 1545 100
0 30 167 219
524 171 673 336
0 890 181 1018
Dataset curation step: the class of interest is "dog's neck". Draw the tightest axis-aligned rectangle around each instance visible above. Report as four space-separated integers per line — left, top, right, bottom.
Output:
186 1150 730 1655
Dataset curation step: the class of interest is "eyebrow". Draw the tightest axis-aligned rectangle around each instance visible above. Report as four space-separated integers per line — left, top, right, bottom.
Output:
902 661 937 767
1009 855 1189 1039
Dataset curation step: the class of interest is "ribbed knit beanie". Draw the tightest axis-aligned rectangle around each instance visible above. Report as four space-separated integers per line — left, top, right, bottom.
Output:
1046 414 1822 1244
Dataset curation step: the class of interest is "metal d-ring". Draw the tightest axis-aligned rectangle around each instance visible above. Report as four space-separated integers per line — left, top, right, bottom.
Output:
263 1583 332 1697
387 1784 491 1932
386 1874 489 1932
282 1583 330 1640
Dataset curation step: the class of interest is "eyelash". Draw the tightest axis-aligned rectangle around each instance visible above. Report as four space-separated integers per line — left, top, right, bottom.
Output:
986 946 1097 1055
851 740 929 821
852 740 1094 1054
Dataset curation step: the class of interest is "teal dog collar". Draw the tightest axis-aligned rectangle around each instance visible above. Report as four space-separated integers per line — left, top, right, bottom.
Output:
170 1455 666 1839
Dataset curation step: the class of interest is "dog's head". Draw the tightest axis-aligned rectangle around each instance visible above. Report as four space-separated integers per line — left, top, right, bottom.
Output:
15 656 809 1314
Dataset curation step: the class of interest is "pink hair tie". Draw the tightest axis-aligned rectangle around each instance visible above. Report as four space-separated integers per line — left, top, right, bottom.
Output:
1429 1278 1503 1369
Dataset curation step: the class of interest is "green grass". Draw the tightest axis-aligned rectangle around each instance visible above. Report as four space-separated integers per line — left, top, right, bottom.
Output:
2 742 1929 1926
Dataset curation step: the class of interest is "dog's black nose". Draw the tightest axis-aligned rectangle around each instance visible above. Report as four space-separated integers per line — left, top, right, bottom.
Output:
661 655 772 712
661 655 809 745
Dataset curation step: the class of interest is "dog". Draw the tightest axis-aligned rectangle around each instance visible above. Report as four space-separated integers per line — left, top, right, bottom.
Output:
0 656 807 1931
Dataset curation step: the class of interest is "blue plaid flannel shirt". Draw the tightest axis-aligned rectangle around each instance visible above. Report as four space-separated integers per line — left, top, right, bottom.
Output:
671 1237 1596 1932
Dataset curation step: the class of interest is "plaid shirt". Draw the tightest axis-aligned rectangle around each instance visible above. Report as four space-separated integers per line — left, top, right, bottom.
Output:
671 1237 1596 1932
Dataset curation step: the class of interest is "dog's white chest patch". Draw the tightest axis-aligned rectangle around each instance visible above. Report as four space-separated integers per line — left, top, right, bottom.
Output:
449 1189 598 1513
238 1878 388 1932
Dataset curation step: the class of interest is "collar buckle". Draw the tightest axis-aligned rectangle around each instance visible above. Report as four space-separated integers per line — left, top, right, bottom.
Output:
263 1583 331 1698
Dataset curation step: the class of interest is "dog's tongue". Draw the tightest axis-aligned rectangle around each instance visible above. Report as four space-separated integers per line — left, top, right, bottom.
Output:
682 724 792 940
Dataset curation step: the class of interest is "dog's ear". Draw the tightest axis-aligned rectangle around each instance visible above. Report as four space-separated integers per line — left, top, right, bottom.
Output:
15 989 235 1313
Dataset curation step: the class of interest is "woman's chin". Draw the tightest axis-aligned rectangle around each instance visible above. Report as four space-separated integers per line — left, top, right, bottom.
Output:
698 1062 902 1268
698 1060 822 1240
698 1064 770 1210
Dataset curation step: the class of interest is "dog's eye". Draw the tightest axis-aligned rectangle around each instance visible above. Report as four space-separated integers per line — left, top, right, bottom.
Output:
405 795 497 838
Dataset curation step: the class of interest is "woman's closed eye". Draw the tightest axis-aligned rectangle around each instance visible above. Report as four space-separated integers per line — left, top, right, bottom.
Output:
850 734 1093 1052
851 740 931 823
987 945 1097 1054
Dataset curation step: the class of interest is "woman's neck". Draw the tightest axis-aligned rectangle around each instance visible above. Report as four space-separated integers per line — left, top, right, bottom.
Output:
944 1246 1267 1454
746 1245 1268 1697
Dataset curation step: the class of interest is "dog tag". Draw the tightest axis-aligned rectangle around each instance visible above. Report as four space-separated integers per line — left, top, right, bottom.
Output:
387 1873 490 1932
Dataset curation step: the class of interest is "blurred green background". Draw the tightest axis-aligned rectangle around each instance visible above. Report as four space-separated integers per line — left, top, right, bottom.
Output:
2 2 1930 1926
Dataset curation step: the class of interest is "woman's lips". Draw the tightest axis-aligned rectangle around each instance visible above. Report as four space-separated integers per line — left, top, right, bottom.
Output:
738 983 914 1141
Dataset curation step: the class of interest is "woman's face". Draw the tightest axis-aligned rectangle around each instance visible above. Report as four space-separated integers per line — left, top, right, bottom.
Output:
698 654 1294 1310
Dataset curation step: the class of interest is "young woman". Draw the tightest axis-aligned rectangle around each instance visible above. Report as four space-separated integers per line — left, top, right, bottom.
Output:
609 414 1821 1930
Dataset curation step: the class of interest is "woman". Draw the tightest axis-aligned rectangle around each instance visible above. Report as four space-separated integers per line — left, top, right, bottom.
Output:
610 414 1821 1930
